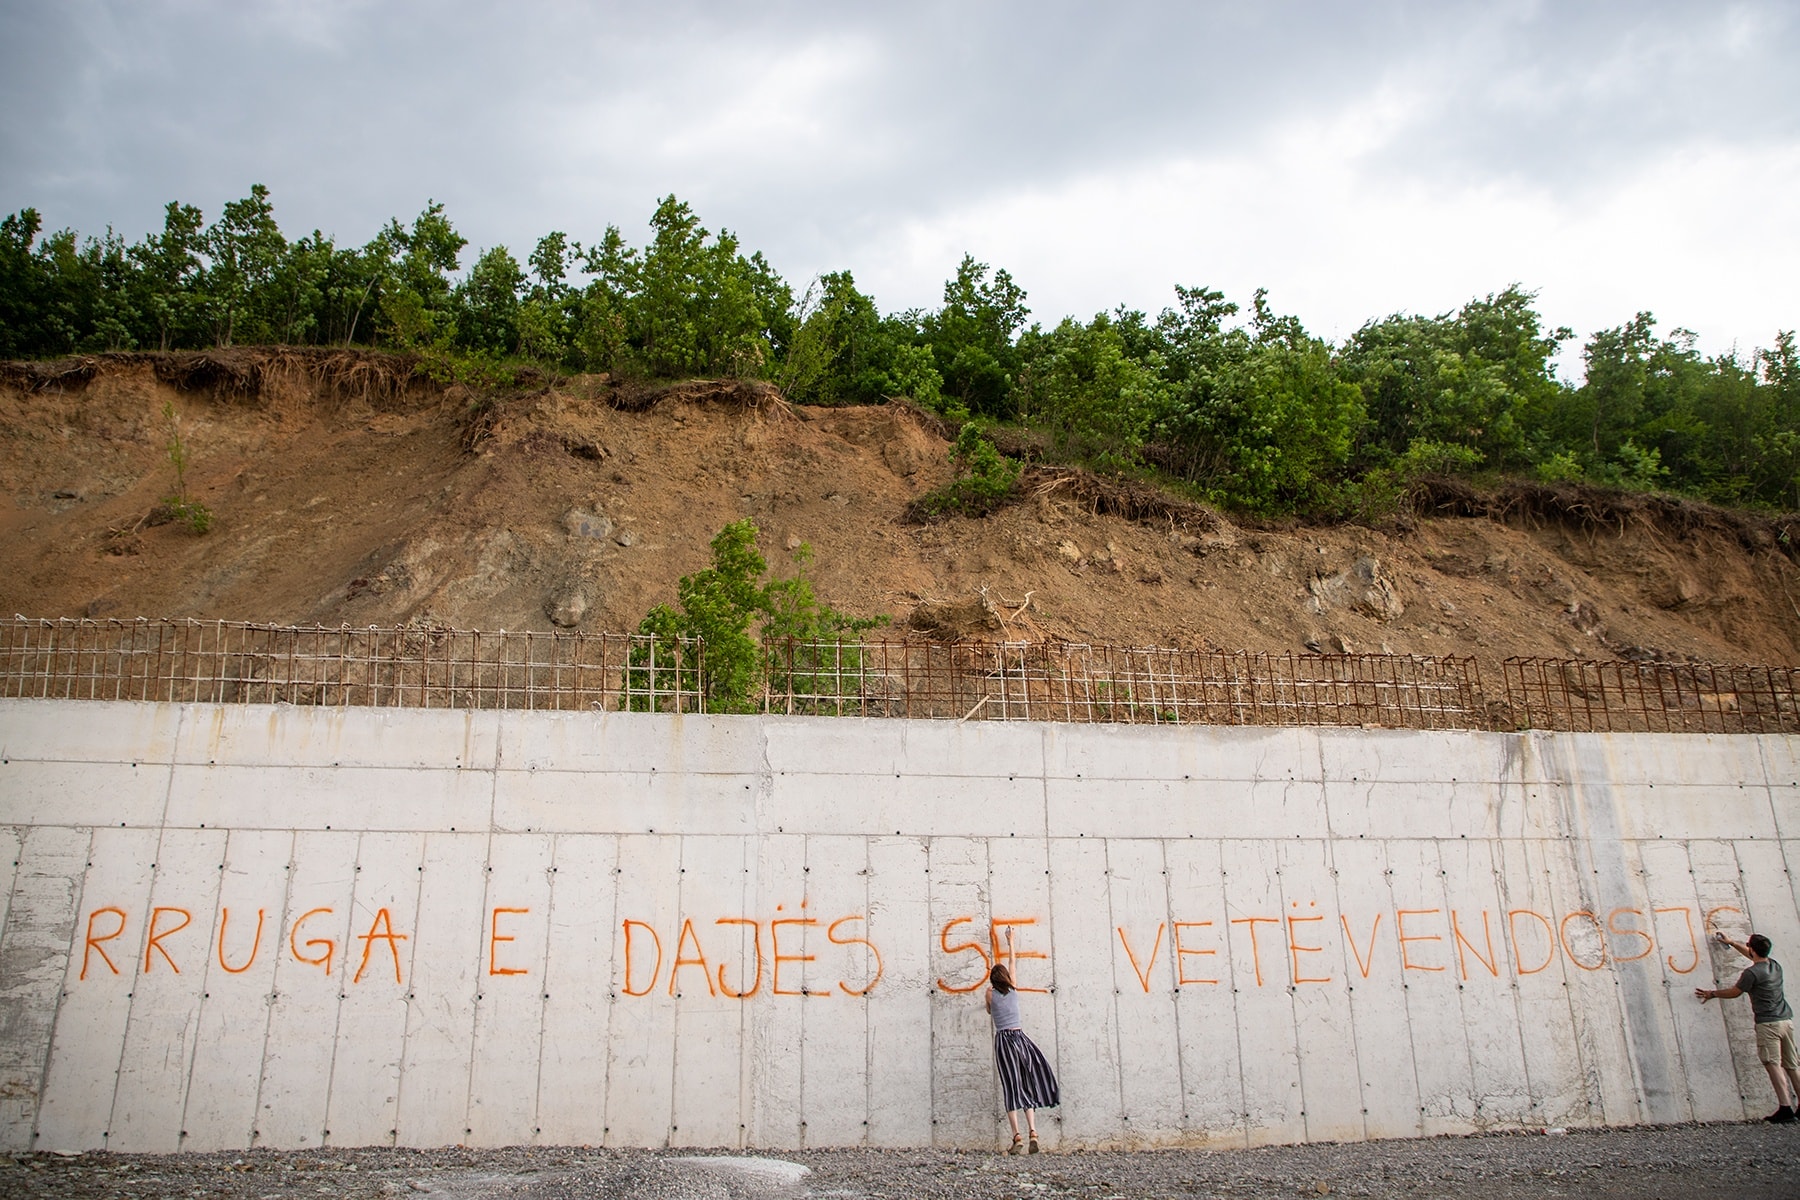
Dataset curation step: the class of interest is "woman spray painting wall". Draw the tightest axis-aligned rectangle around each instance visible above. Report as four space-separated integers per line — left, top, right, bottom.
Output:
985 928 1061 1153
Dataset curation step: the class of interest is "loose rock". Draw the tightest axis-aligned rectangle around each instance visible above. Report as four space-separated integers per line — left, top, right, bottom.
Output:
1307 555 1404 621
544 589 588 628
562 507 613 541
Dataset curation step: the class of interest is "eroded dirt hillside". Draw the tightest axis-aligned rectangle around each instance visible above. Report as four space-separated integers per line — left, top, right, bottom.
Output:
4 352 1799 678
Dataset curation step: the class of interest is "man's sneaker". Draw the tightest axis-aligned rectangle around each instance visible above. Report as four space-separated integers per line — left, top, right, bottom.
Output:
1765 1105 1796 1123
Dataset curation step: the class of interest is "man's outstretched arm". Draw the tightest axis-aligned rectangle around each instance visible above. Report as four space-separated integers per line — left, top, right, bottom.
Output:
1715 931 1755 961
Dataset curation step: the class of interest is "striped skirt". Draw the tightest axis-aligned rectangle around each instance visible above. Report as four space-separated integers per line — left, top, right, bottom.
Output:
993 1028 1060 1112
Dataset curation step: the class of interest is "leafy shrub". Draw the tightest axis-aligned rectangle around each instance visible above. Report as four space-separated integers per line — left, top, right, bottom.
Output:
155 497 213 534
908 423 1023 519
1330 438 1483 522
626 519 885 712
421 347 522 391
1535 450 1585 483
159 400 213 535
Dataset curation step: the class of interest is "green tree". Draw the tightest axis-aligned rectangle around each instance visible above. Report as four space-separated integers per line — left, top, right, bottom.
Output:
200 184 287 346
1562 313 1659 465
528 231 573 297
778 270 942 407
266 231 335 346
575 225 635 372
129 202 206 351
302 235 379 348
0 208 50 357
1218 336 1364 510
456 246 524 354
1016 311 1166 469
1340 285 1570 474
1752 333 1800 508
1146 288 1363 511
574 196 791 378
82 228 139 351
374 201 466 348
635 518 768 711
29 226 102 355
322 234 387 347
17 223 140 354
638 196 791 377
1553 314 1752 494
919 254 1030 418
519 230 577 364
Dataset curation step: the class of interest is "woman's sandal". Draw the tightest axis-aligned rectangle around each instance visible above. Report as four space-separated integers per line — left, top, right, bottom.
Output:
1029 1134 1041 1154
1008 1134 1024 1155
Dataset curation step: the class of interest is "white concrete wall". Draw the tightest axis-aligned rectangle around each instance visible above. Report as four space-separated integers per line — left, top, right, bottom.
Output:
1 699 1797 1153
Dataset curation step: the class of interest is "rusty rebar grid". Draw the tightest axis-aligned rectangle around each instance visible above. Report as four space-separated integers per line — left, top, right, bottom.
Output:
1498 656 1800 734
5 617 1794 733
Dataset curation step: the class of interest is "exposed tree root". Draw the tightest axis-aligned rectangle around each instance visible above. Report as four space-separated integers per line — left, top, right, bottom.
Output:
0 347 433 409
1025 466 1229 533
1410 476 1799 563
608 377 789 415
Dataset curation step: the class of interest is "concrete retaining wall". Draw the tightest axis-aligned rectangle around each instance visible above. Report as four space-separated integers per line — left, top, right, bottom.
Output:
2 699 1797 1154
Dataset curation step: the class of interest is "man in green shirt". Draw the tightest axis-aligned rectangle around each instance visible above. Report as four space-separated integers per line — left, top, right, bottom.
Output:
1698 931 1800 1124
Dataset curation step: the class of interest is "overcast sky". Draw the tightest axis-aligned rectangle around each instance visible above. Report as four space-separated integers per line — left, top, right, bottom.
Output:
3 1 1796 369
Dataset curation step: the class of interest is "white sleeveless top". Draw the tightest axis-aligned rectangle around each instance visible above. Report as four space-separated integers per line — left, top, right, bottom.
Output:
989 987 1022 1030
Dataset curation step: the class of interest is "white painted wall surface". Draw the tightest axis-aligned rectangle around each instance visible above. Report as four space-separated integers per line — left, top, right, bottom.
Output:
1 700 1797 1153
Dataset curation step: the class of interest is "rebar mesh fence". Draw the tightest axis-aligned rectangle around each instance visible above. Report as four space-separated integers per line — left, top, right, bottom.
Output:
1500 657 1800 734
761 638 1485 728
3 617 1796 733
0 618 701 712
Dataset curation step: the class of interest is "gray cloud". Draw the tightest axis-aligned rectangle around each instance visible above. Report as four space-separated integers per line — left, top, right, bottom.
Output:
2 1 1795 339
1362 2 1800 190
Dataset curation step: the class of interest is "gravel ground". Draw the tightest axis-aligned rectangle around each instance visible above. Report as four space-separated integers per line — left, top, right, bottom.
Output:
2 1124 1795 1200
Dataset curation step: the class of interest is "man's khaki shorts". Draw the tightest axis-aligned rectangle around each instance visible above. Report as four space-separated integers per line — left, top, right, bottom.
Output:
1755 1019 1798 1069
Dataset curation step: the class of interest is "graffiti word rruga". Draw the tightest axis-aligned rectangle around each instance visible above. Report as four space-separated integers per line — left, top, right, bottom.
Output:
79 904 410 983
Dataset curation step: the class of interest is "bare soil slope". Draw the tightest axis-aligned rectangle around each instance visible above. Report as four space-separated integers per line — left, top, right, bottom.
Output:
5 352 1800 677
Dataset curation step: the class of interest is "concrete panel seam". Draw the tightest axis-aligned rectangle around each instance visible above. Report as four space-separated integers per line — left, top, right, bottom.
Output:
171 831 225 1153
1498 836 1542 1127
247 830 298 1148
102 827 161 1151
603 834 622 1146
1158 837 1193 1139
1754 740 1800 929
1102 838 1126 1139
315 836 358 1148
1321 838 1371 1142
388 831 432 1148
669 834 687 1148
25 826 96 1151
526 836 557 1146
463 819 497 1145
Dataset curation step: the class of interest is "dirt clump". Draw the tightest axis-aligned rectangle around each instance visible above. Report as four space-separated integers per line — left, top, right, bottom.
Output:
906 586 1048 642
2 350 1798 680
